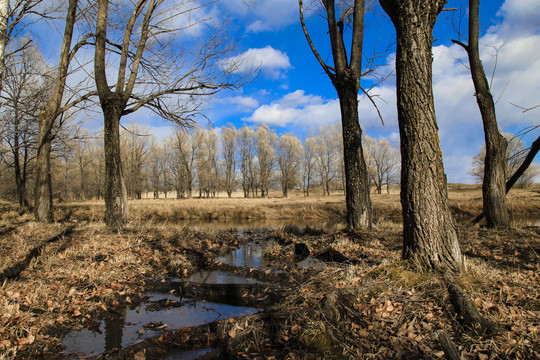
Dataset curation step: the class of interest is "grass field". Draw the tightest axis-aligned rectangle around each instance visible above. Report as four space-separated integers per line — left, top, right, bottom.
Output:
52 184 540 225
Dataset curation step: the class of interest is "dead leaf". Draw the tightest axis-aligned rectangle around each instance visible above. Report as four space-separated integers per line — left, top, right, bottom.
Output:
290 324 301 335
229 328 237 338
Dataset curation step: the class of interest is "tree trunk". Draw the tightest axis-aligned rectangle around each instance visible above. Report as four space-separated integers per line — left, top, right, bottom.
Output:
336 84 372 229
103 105 128 228
0 0 9 81
33 0 78 223
34 128 53 222
465 0 509 228
380 0 463 271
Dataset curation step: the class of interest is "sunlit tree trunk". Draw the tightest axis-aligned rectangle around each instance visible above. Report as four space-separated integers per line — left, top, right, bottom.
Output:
299 0 372 229
380 0 463 271
452 0 508 228
103 104 129 227
0 0 9 80
34 0 79 223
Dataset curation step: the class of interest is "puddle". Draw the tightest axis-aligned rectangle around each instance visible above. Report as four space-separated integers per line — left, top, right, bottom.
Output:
62 292 259 358
188 270 260 284
215 242 274 269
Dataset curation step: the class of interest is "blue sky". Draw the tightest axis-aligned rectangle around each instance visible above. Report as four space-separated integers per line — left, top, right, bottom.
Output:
37 0 540 183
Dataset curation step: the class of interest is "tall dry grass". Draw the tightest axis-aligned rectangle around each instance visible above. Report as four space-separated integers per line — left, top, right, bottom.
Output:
54 184 540 225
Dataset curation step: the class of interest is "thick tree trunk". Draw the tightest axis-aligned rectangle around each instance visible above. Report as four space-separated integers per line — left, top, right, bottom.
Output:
103 105 128 229
336 83 372 229
466 0 509 228
34 128 53 222
380 0 463 272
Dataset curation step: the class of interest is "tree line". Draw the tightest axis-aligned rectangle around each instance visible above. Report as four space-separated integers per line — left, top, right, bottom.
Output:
0 121 401 202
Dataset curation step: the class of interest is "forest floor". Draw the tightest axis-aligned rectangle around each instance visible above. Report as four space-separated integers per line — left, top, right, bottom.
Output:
0 185 539 359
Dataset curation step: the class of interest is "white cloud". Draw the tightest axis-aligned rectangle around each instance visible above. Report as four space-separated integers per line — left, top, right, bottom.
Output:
223 46 292 79
245 90 340 127
221 0 299 33
218 95 260 111
492 0 540 37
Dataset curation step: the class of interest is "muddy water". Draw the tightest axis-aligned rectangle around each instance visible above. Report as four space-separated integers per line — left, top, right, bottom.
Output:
61 292 259 358
61 235 325 358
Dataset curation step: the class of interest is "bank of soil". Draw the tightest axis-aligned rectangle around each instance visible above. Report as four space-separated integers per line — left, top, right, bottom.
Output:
0 196 539 359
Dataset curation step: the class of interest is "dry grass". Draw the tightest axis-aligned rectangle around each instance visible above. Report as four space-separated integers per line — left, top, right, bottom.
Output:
52 184 540 226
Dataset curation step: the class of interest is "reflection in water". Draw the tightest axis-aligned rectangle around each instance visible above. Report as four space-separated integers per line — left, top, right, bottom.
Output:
62 292 259 358
215 243 274 269
188 270 259 284
163 347 213 360
104 308 125 351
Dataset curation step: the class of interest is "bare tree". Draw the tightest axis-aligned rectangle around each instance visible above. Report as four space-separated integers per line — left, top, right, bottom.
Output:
221 124 237 197
364 135 399 194
302 136 317 197
147 140 164 199
170 126 200 199
238 125 256 197
299 0 372 229
121 123 151 199
197 128 219 198
314 124 341 196
380 0 463 272
278 133 303 198
255 124 277 198
0 42 44 208
451 0 509 228
471 133 540 188
34 0 96 222
94 0 244 228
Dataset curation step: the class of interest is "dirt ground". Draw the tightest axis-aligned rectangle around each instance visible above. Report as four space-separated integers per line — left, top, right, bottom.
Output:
0 187 539 359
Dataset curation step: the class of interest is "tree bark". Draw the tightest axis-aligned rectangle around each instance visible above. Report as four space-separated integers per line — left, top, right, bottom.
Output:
103 104 129 227
380 0 463 271
336 82 372 228
34 129 53 222
0 0 9 80
454 0 509 228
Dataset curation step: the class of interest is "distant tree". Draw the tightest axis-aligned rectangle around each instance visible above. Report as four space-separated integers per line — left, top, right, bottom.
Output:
255 124 277 198
302 136 317 197
299 0 372 229
169 127 200 199
0 42 44 208
121 124 151 199
87 137 105 200
197 128 219 198
471 133 540 188
314 124 341 196
147 141 163 199
380 0 464 271
364 135 400 194
277 133 303 198
238 125 256 197
73 131 94 200
222 124 237 197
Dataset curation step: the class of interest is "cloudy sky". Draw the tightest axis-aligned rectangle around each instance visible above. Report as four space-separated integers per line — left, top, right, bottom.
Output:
38 0 540 183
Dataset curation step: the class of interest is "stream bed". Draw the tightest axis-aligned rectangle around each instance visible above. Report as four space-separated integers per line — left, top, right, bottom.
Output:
61 237 321 358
